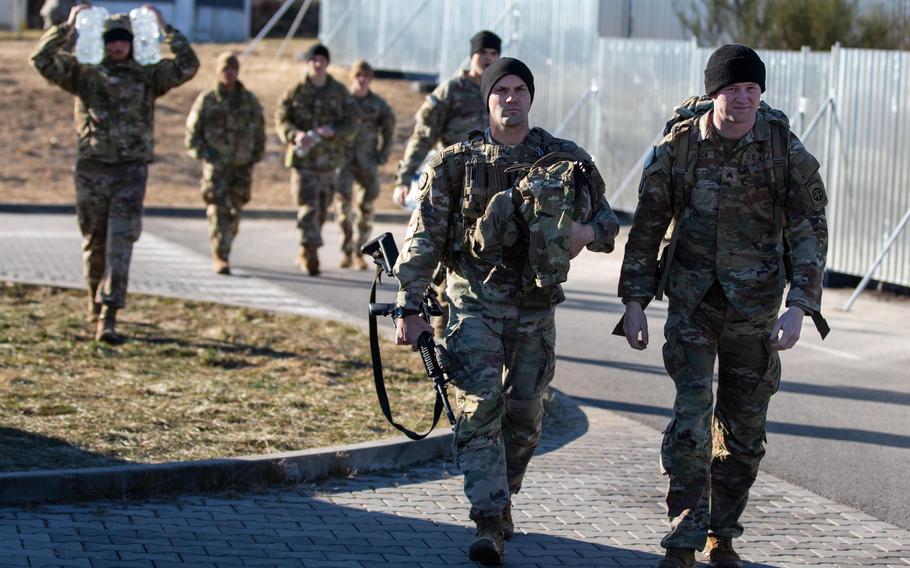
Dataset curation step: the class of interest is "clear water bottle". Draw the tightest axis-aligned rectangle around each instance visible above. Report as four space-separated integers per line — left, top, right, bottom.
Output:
129 7 161 65
74 6 109 65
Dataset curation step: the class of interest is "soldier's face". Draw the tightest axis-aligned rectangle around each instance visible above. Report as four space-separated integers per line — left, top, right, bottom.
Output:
354 72 372 91
218 65 239 89
712 82 761 124
105 40 131 62
471 48 501 74
488 75 531 127
306 55 328 79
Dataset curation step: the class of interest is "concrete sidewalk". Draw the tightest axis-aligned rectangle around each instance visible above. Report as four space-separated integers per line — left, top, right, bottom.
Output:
0 213 908 567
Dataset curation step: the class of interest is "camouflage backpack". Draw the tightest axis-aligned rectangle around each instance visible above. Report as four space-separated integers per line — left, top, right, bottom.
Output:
473 152 595 290
654 95 793 300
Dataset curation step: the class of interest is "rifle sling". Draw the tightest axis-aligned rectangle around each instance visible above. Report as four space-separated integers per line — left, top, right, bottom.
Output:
368 267 444 441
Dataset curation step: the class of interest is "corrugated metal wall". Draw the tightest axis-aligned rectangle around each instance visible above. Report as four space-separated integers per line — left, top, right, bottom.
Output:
320 0 910 288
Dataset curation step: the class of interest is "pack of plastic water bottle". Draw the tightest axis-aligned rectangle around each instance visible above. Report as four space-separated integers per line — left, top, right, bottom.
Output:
74 6 109 65
130 7 161 65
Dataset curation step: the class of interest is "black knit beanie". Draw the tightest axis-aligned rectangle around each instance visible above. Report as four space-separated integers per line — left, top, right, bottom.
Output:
704 44 766 95
103 28 133 44
470 30 502 55
481 57 535 105
303 44 330 63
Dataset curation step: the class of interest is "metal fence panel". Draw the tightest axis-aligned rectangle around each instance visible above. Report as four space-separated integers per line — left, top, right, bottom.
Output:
829 48 910 287
320 0 441 74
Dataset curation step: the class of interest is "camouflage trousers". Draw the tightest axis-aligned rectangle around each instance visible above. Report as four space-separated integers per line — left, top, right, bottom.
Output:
201 162 253 261
445 306 556 520
291 167 336 248
74 159 147 309
660 281 780 550
335 161 380 254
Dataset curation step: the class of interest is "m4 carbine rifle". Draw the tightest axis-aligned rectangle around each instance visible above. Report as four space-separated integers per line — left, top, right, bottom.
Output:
361 232 456 440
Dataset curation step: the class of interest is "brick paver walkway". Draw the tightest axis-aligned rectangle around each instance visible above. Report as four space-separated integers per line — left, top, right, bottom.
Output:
1 214 908 567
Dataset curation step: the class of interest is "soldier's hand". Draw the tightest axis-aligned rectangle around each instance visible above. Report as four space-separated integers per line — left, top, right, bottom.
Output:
393 184 409 208
294 131 316 152
142 4 166 28
623 301 649 350
770 306 804 351
67 4 89 27
396 314 434 349
569 221 595 259
316 125 335 139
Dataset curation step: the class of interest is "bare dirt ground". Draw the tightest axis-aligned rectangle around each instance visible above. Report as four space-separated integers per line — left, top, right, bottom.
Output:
0 35 425 212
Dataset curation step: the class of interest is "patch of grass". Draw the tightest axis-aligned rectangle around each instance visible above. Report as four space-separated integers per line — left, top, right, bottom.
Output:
0 283 438 472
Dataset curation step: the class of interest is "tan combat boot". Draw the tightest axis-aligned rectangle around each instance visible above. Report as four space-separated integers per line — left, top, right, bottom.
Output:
300 244 319 276
338 252 352 269
210 239 231 275
704 535 742 568
353 254 368 271
212 253 231 275
95 306 120 344
656 548 695 568
86 290 101 323
501 500 514 540
468 515 504 565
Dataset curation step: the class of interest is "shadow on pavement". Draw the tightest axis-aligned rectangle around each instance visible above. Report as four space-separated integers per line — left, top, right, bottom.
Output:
572 395 910 449
242 266 378 291
557 354 667 376
777 380 910 406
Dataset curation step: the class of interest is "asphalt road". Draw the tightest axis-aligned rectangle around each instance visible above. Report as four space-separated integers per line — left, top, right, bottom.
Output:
145 214 910 530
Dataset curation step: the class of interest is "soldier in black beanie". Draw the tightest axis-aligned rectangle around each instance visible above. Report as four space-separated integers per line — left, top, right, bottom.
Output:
470 30 502 55
394 55 619 565
620 40 829 568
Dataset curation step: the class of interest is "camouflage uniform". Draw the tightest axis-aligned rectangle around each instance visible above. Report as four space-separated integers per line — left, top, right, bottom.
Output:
395 127 620 520
186 81 266 264
619 109 828 550
30 21 199 310
395 70 488 333
275 74 357 248
336 90 395 254
40 0 76 29
394 70 487 186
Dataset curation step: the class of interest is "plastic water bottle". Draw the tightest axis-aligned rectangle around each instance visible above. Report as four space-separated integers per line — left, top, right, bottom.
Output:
74 6 109 65
130 7 161 65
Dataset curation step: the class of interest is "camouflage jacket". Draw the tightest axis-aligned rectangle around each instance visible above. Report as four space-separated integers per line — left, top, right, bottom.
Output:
395 127 620 318
185 81 266 167
394 71 487 186
30 23 200 164
619 110 829 322
274 74 357 171
344 90 395 170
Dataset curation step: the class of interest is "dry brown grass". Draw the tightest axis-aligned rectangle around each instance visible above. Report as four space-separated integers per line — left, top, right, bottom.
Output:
0 283 439 472
0 37 425 212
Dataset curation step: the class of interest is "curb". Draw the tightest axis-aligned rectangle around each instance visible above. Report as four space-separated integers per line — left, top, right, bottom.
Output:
0 430 452 505
0 203 412 224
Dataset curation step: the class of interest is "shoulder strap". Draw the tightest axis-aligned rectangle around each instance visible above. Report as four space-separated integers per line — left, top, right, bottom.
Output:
654 124 698 301
768 122 790 233
368 268 443 441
